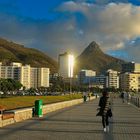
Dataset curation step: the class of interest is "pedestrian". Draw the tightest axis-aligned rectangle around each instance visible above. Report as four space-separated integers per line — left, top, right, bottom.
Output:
96 90 112 132
96 94 97 99
127 92 131 104
121 92 125 103
88 92 92 101
83 91 87 102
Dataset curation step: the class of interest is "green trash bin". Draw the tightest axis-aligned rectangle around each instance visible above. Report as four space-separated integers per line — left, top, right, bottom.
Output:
35 100 43 117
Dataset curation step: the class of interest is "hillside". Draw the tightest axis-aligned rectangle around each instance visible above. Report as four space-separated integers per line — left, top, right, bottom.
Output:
0 38 57 73
76 41 126 74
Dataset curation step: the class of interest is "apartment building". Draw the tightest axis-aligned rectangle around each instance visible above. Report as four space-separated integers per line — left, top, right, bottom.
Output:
78 69 96 84
122 62 140 73
94 75 106 88
0 62 50 89
20 65 31 89
120 62 140 91
106 69 119 89
30 67 38 88
120 73 140 92
38 68 50 87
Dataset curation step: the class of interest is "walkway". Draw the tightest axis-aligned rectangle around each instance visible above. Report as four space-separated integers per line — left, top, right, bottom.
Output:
0 98 140 140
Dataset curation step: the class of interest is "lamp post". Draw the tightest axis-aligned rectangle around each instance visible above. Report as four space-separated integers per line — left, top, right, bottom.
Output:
68 54 74 94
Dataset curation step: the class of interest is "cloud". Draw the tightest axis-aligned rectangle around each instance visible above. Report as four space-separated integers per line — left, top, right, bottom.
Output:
57 1 140 61
94 0 129 5
123 38 140 62
0 0 140 63
0 12 85 59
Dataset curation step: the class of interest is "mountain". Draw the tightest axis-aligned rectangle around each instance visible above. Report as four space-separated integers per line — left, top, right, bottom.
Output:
76 41 126 74
0 38 57 73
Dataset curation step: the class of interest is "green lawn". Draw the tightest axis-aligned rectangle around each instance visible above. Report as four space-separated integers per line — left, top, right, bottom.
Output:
0 94 82 110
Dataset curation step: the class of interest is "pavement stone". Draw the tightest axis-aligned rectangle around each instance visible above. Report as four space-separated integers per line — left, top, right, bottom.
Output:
0 98 140 140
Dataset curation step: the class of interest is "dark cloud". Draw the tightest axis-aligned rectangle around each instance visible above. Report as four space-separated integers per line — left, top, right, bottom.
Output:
0 0 140 63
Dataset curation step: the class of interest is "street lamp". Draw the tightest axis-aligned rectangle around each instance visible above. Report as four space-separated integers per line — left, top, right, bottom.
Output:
68 54 74 94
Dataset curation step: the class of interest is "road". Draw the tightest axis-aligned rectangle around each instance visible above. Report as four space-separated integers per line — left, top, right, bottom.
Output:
1 98 140 140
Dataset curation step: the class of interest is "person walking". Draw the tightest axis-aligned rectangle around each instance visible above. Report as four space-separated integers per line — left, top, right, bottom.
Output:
88 92 92 101
83 91 87 102
121 92 125 103
97 90 112 132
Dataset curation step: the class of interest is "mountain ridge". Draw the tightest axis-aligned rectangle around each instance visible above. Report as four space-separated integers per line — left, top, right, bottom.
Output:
76 41 126 74
0 38 58 73
0 38 126 74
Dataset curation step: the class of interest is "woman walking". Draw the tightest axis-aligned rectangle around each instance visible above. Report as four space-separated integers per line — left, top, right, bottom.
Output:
97 90 112 132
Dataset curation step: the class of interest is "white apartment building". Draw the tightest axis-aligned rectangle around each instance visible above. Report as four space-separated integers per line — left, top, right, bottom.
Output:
106 69 119 89
30 67 38 88
120 73 140 92
95 75 106 88
58 52 74 78
20 65 31 89
0 62 21 80
0 66 13 79
0 62 50 89
38 68 50 87
78 69 96 84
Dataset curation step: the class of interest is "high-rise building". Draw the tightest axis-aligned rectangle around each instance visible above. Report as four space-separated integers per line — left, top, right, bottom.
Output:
94 75 106 88
0 62 21 80
78 69 96 84
120 73 140 92
120 62 140 92
20 65 31 89
10 62 22 81
38 68 50 87
122 62 140 73
30 67 38 88
106 69 119 89
58 52 74 78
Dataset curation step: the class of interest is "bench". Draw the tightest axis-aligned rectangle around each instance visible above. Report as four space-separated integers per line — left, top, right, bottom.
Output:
0 106 5 115
2 113 14 120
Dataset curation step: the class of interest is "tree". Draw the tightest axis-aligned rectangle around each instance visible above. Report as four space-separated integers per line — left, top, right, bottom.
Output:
0 78 22 94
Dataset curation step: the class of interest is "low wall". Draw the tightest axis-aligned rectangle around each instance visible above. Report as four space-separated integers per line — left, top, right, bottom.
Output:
0 97 95 127
2 118 15 127
42 98 84 114
12 108 33 123
0 114 15 127
0 115 2 127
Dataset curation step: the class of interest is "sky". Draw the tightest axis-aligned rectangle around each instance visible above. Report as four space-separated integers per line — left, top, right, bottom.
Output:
0 0 140 62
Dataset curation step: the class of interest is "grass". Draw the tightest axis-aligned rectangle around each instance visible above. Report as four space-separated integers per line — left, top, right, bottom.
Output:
0 94 82 110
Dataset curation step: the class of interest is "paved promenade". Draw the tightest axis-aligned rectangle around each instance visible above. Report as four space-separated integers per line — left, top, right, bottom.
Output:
1 98 140 140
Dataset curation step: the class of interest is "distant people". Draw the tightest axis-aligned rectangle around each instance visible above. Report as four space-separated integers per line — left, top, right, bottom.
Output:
121 92 125 103
126 92 131 104
88 92 92 101
83 92 87 102
96 90 112 132
95 94 98 99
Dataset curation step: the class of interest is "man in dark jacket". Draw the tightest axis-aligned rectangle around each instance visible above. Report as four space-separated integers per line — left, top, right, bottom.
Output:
98 90 111 132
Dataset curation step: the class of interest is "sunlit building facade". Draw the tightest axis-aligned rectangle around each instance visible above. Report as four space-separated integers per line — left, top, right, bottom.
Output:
30 67 38 88
106 69 119 89
20 65 31 89
120 73 140 92
78 69 96 84
38 68 50 87
58 52 74 78
0 62 50 89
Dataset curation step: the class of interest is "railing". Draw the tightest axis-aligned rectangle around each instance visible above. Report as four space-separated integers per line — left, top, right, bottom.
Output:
123 93 140 108
130 96 140 108
121 92 140 108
